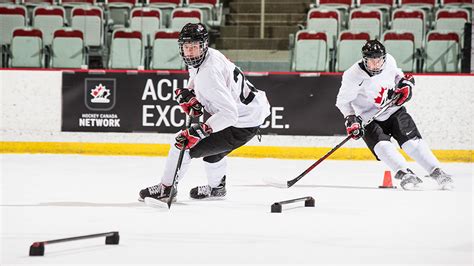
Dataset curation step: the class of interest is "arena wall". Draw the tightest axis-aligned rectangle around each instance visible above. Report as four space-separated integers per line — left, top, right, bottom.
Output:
1 70 472 162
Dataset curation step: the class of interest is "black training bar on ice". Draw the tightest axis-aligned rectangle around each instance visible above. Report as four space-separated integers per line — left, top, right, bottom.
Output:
271 196 315 213
29 231 120 256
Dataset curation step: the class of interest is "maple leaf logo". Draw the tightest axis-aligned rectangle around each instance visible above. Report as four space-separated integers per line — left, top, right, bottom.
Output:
90 84 111 103
374 87 387 105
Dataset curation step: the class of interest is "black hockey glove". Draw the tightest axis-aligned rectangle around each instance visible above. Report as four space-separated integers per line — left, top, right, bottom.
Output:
175 88 203 118
345 115 364 140
393 74 415 106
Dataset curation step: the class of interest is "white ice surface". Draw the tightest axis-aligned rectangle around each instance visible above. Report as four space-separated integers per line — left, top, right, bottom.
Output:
1 154 473 265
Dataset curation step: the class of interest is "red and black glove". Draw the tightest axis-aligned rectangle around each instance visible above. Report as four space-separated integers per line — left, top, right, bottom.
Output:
175 123 212 150
394 74 415 106
175 88 203 118
345 115 364 140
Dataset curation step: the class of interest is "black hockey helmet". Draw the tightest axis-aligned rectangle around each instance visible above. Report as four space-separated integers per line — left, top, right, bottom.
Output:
178 23 209 68
361 40 386 75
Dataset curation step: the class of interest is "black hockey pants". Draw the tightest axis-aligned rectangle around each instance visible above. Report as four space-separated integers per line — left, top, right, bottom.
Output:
189 126 260 163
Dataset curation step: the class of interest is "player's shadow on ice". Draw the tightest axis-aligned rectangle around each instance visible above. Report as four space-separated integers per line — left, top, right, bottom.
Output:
1 202 157 207
21 244 117 258
236 184 383 190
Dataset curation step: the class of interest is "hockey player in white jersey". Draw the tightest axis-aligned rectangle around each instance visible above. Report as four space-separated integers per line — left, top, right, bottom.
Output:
335 40 453 190
139 23 271 201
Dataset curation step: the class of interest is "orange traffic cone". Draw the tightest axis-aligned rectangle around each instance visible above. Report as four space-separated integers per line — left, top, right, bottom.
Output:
379 170 397 189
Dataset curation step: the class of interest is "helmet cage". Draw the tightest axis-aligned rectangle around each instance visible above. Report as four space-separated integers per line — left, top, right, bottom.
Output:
178 39 208 68
362 54 386 75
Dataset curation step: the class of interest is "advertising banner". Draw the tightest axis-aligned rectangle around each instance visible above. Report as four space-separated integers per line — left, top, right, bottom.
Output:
62 71 345 136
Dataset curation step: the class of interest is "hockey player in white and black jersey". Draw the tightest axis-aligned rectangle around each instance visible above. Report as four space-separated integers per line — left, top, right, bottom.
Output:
139 23 271 202
336 40 454 190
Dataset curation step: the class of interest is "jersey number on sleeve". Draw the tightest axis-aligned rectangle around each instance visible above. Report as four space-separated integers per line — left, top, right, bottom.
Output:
233 67 258 105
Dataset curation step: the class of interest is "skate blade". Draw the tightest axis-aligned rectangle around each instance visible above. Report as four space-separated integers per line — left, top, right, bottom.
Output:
401 183 423 191
262 176 288 188
189 196 226 201
441 183 454 191
144 197 170 210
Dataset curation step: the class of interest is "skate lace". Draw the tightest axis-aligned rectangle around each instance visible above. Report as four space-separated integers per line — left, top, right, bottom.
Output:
439 177 452 185
434 175 452 185
431 168 442 178
197 185 211 196
400 173 422 186
430 168 452 185
147 185 162 196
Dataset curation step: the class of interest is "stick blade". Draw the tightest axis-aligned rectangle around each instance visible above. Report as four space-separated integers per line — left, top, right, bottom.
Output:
144 197 170 211
262 176 289 188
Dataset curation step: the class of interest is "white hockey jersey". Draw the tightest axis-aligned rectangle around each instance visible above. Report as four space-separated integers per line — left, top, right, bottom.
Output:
335 54 405 123
187 48 271 132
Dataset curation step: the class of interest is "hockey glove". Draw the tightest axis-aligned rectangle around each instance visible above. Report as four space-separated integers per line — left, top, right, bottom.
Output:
175 88 204 118
394 74 415 106
345 115 364 140
175 123 212 150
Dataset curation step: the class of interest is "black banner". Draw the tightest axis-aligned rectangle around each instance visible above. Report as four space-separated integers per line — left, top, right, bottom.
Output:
62 71 345 136
248 74 345 136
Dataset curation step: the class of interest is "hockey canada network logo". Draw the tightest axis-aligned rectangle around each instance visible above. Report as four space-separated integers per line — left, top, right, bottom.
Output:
85 78 116 111
90 84 111 103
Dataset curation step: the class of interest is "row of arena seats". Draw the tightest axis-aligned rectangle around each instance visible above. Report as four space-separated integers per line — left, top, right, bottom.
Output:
2 27 183 69
0 5 215 46
1 0 471 71
1 1 221 48
305 5 471 49
2 24 467 71
292 29 463 73
296 0 471 72
314 0 473 8
311 0 473 18
0 0 222 29
310 0 473 35
1 1 220 68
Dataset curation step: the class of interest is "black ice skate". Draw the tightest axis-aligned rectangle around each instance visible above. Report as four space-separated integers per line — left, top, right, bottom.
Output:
394 169 423 190
428 168 454 190
138 183 177 203
190 176 226 200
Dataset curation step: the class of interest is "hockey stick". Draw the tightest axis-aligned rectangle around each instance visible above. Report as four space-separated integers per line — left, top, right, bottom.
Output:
167 116 192 209
265 98 398 188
